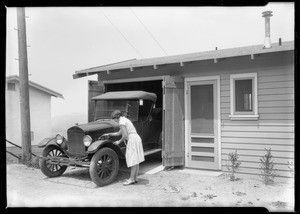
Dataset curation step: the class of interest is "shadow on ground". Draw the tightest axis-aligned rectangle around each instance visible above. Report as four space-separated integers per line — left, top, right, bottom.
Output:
46 152 161 185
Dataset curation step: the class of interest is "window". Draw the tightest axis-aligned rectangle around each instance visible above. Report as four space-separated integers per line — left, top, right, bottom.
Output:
138 99 153 121
229 73 259 120
235 79 252 111
7 83 16 91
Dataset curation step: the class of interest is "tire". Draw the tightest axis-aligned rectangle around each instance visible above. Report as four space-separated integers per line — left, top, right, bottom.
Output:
39 145 68 177
89 147 119 187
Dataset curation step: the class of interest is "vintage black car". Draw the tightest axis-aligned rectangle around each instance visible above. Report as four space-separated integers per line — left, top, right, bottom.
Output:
38 91 162 186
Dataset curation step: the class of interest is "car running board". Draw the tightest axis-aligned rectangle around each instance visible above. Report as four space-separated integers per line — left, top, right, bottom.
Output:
144 148 162 156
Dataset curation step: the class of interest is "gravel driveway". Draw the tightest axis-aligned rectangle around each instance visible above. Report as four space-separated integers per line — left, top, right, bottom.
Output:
6 158 294 211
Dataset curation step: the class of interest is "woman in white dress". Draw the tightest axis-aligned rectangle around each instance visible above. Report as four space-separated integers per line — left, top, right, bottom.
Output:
104 110 145 185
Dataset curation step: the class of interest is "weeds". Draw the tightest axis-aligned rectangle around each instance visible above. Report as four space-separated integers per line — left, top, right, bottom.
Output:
233 191 246 196
287 161 294 178
181 195 190 201
226 150 241 181
181 192 198 201
19 156 40 169
203 194 217 201
271 201 287 208
259 148 277 185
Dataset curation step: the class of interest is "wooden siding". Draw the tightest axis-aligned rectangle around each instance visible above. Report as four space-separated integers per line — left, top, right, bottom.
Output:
220 65 294 178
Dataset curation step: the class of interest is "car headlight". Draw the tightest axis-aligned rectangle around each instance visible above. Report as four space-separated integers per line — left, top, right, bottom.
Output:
83 135 92 147
56 134 64 145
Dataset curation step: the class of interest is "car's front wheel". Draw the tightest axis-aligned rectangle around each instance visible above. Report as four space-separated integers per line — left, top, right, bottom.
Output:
89 147 119 187
39 145 68 177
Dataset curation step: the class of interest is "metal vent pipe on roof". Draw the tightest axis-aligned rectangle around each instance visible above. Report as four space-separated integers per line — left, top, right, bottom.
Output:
262 11 273 49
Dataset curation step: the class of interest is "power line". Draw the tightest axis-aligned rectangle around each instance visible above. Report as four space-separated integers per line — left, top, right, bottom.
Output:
99 8 144 58
129 7 168 56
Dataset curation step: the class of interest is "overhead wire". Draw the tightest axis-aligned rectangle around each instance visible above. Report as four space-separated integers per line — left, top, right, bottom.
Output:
99 8 144 58
129 7 168 56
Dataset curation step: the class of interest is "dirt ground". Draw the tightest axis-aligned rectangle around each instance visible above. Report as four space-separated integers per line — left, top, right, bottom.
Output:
5 153 294 212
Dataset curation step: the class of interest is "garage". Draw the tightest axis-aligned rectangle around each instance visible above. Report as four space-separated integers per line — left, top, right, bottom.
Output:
86 74 185 168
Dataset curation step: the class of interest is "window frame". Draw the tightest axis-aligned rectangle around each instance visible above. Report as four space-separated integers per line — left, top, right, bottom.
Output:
229 73 259 120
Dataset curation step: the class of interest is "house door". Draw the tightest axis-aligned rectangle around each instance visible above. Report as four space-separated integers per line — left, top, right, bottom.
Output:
186 78 220 170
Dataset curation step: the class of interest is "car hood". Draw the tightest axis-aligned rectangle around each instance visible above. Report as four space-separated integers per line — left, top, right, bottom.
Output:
68 119 119 133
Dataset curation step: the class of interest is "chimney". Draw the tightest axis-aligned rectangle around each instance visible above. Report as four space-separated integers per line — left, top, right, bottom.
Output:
262 11 273 49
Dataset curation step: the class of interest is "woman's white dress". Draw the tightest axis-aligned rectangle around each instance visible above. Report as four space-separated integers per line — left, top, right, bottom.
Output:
119 116 145 167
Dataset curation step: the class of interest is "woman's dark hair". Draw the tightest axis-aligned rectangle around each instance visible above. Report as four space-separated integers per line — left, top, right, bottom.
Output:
111 110 121 119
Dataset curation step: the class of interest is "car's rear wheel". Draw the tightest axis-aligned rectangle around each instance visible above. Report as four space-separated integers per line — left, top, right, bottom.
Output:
39 145 68 177
89 147 119 187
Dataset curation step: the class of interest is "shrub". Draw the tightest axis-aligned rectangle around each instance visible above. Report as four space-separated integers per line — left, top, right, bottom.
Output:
226 150 241 181
259 148 277 185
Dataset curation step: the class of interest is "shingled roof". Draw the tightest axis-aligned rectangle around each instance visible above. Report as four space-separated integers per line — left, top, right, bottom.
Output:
73 40 294 79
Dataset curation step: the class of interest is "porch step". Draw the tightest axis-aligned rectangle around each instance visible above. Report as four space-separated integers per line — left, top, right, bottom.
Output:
144 148 162 156
179 168 223 177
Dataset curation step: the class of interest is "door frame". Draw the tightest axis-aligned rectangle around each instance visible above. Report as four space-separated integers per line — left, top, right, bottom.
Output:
184 75 221 170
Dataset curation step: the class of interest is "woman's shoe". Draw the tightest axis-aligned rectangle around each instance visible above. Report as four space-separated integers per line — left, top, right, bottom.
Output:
123 179 135 186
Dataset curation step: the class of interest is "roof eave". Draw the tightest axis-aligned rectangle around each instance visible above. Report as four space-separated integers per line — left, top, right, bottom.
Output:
73 41 294 79
6 75 64 99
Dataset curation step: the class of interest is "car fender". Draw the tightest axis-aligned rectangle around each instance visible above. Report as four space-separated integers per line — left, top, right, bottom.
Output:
87 140 124 157
38 138 56 148
38 137 68 151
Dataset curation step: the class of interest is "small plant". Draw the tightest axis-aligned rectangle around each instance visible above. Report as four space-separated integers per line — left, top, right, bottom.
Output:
259 148 277 185
271 201 287 208
233 191 246 196
226 150 241 181
287 161 294 178
203 194 217 201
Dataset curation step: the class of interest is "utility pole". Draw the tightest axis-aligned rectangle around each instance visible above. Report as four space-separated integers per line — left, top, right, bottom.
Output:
17 7 31 163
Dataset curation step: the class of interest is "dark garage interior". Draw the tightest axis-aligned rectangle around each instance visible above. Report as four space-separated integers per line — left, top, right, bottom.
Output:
105 79 163 156
105 80 163 109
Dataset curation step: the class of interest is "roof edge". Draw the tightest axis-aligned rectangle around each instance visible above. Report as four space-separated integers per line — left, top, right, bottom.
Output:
73 40 294 79
6 75 64 99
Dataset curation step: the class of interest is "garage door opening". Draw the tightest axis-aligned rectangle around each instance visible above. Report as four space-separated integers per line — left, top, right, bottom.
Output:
89 76 185 169
105 80 163 157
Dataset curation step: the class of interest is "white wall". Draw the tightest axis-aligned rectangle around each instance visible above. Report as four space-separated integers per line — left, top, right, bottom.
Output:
6 81 52 146
29 87 52 145
6 81 21 147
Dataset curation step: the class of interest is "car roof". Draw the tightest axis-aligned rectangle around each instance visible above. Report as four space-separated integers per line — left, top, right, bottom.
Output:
91 90 157 102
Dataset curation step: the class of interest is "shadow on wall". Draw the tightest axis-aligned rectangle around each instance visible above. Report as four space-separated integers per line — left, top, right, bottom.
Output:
51 112 87 136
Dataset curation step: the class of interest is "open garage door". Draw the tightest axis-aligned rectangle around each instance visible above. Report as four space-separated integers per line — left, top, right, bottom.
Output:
88 80 105 122
162 76 185 167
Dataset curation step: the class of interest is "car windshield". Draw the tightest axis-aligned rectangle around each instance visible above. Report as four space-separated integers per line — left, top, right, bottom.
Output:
94 100 139 121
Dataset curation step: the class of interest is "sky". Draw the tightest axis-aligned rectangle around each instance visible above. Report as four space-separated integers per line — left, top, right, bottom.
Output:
6 3 295 118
